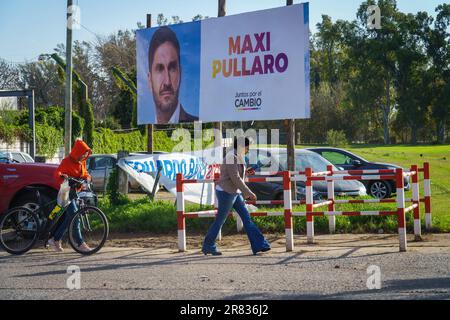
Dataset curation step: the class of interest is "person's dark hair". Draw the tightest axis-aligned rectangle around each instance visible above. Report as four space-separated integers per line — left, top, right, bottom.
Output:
148 26 181 71
233 136 251 151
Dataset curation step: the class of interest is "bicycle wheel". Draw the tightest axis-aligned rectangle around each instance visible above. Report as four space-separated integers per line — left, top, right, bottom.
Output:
68 206 109 255
0 207 40 255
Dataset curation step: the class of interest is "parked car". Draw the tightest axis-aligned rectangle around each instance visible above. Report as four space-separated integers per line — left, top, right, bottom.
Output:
245 148 367 201
87 152 168 193
0 161 59 217
0 150 34 164
306 147 410 199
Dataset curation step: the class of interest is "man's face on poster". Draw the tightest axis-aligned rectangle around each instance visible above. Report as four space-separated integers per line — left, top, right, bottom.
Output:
148 42 181 116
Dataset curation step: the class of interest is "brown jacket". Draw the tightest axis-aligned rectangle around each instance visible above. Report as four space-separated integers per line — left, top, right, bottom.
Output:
217 151 253 197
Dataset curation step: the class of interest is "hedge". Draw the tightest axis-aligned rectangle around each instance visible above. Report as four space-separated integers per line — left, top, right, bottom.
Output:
91 128 181 154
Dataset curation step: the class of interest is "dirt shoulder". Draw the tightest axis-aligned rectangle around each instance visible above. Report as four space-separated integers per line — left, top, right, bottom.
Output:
105 232 450 255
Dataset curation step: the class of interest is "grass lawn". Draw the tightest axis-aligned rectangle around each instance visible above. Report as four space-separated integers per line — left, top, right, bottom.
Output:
296 144 450 232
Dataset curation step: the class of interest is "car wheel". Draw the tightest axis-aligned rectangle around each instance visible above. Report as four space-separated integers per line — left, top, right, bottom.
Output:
369 181 392 199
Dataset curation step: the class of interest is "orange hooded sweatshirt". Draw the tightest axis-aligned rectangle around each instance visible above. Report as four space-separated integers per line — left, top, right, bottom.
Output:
54 139 92 185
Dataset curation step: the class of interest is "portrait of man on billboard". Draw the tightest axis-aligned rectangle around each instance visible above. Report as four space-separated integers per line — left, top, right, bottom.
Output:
147 26 199 124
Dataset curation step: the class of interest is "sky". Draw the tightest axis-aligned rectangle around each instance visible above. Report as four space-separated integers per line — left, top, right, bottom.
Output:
0 0 446 63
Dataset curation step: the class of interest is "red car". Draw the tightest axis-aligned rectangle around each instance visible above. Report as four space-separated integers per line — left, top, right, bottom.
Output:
0 162 59 215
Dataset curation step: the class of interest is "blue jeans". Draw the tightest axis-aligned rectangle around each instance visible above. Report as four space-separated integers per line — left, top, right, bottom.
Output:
52 200 83 246
203 190 270 254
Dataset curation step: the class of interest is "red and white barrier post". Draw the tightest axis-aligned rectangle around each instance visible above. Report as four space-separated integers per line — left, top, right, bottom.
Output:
396 168 407 252
327 165 336 234
305 168 314 244
423 162 432 230
176 173 187 252
283 171 294 251
411 165 421 240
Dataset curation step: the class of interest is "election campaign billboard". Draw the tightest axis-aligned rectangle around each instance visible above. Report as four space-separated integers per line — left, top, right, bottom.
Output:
136 3 310 125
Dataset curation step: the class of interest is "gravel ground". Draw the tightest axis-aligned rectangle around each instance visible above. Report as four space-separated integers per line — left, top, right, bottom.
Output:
0 233 449 300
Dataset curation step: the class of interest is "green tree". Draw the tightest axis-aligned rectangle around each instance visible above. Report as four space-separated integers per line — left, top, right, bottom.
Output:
420 4 450 143
18 60 64 106
393 12 430 144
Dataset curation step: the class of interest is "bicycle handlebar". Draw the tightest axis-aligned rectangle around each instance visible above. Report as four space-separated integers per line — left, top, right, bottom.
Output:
60 176 88 189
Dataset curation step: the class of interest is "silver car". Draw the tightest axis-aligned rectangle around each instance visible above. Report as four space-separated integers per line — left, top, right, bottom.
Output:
87 153 167 193
246 148 367 198
87 154 143 192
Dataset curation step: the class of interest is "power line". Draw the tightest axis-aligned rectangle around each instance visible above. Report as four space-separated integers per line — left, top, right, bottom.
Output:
79 23 101 39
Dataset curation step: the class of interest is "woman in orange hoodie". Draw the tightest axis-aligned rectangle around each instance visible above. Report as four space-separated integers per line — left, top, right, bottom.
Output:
48 139 92 253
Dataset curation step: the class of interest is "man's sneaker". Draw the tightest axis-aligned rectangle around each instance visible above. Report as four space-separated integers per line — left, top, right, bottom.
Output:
47 238 64 252
77 242 92 253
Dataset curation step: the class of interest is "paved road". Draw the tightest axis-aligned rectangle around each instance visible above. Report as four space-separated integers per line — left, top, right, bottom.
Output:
1 234 449 300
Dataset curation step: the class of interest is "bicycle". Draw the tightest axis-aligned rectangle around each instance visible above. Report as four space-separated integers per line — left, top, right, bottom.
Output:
0 177 109 255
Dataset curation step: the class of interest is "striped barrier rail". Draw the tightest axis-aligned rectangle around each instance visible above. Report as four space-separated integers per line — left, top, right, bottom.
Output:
176 163 431 253
176 171 295 252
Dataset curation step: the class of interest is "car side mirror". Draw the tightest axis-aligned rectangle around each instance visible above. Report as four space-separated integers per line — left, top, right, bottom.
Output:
352 160 362 167
337 166 345 171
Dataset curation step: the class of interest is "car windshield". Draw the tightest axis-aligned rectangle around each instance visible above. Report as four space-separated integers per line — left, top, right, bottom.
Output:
247 149 339 173
12 153 25 162
245 149 272 170
0 151 10 163
278 152 339 172
22 153 34 162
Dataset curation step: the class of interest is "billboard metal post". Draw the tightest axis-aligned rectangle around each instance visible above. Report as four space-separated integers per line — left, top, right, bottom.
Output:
214 0 226 150
147 14 154 154
64 0 73 156
286 0 296 200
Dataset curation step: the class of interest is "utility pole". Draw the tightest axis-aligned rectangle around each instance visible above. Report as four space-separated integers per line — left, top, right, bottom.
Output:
147 14 154 154
215 0 226 149
64 0 74 156
28 89 36 159
286 0 296 199
218 0 226 17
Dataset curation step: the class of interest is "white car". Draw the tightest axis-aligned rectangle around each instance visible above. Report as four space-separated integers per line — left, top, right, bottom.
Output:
0 150 34 163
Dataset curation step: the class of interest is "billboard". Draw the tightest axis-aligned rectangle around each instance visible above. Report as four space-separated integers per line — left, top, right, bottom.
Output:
136 3 310 125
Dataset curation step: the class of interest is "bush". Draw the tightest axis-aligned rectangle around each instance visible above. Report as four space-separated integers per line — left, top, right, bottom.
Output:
35 124 63 158
95 117 121 130
92 128 179 154
106 167 130 206
0 121 29 144
93 128 146 154
17 106 84 142
326 129 349 147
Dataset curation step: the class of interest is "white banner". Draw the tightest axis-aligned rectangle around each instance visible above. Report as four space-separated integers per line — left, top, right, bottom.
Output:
118 149 222 205
137 3 310 125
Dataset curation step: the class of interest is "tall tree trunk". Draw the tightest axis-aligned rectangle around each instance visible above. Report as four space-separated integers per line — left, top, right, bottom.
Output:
437 119 446 144
411 124 418 145
383 77 391 144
